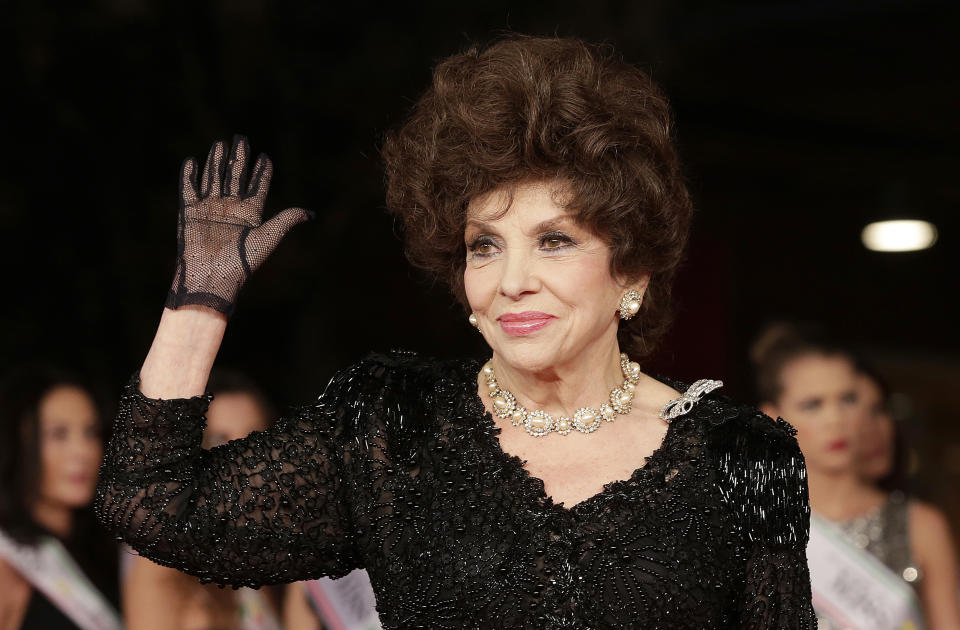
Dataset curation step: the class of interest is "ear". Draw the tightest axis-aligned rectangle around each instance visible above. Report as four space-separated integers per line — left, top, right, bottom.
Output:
617 271 651 297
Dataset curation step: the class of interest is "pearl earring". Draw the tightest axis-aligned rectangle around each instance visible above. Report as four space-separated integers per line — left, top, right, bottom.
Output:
468 313 479 328
618 290 642 320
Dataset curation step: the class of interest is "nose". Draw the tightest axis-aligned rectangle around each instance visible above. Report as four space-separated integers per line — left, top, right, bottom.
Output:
823 401 855 433
68 431 102 467
498 247 541 300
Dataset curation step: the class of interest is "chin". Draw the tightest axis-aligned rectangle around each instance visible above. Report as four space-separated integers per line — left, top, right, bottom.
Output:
493 340 562 373
57 487 97 508
866 461 893 481
816 453 856 475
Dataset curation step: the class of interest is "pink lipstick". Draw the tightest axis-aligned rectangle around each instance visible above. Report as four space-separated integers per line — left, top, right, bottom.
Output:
826 439 849 452
497 311 555 336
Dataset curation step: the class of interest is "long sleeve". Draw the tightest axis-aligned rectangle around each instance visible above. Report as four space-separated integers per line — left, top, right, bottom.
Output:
738 541 816 629
711 408 818 629
95 367 364 588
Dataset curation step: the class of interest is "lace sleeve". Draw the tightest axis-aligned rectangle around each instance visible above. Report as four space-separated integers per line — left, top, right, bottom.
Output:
95 367 364 588
712 410 818 629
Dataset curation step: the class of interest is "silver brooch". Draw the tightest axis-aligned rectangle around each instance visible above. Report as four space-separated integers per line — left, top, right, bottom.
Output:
658 379 723 421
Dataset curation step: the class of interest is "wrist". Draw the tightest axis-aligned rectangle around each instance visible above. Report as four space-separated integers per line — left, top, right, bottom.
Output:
139 306 227 398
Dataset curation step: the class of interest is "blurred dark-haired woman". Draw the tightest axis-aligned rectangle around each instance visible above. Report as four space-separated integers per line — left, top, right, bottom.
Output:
752 323 960 630
0 367 121 630
854 366 908 492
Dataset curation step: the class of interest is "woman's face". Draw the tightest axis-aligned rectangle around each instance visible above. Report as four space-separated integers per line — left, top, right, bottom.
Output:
764 353 861 475
463 180 643 373
202 391 270 449
36 385 102 509
855 375 895 482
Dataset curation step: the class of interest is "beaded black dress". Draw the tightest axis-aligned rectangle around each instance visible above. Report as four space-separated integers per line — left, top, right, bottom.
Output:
96 351 816 629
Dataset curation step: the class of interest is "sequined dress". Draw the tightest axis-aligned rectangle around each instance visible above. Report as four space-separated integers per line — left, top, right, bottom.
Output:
832 491 918 585
815 492 921 630
96 351 816 629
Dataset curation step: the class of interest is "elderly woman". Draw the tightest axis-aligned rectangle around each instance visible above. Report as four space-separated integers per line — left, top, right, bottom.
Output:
97 36 816 628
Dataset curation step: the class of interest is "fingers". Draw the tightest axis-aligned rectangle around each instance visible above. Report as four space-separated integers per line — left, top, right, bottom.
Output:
244 153 273 206
199 140 226 200
179 157 199 207
249 207 313 265
224 134 250 197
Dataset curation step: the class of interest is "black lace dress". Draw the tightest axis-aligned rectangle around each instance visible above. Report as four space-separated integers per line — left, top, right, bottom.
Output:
96 351 816 629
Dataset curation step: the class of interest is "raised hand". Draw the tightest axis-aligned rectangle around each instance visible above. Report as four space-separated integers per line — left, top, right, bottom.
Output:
165 135 312 316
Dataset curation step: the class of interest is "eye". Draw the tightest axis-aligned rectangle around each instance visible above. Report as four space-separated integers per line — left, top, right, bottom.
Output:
467 235 500 260
48 425 69 441
539 231 575 252
840 390 859 406
797 398 822 411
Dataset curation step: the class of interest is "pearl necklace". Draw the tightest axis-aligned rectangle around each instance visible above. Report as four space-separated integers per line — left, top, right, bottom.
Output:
482 353 643 437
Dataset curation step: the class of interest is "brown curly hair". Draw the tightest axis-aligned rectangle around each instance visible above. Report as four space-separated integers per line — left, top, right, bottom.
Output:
382 35 693 358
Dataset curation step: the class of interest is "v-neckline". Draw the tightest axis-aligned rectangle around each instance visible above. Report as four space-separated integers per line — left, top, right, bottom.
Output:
460 359 692 519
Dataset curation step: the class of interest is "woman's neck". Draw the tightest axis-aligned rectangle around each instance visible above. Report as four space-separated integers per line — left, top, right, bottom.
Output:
31 499 73 539
808 469 886 521
491 341 624 418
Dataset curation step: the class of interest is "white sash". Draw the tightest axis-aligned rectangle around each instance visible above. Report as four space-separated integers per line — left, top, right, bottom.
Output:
302 569 382 630
0 529 122 630
807 514 924 630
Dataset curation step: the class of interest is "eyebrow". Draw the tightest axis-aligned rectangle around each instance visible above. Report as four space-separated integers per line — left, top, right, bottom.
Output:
465 218 493 232
464 216 572 236
529 217 570 234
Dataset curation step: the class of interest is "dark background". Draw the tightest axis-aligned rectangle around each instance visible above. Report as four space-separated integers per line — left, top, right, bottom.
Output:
3 2 958 516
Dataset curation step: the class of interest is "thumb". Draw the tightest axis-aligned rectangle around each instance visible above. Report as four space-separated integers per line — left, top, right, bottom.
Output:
244 207 313 271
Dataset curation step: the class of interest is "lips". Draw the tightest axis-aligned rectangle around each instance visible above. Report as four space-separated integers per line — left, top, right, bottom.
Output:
496 311 555 336
826 439 849 452
67 473 94 484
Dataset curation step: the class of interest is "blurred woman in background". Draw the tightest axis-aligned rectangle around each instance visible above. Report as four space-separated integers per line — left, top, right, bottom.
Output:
854 365 907 492
0 366 121 630
123 369 281 630
752 323 960 630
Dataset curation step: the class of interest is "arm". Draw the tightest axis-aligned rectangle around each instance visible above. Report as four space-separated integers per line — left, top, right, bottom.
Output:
738 539 816 629
0 558 32 630
138 306 226 400
283 583 323 630
96 362 361 588
713 409 817 629
911 501 960 630
123 555 185 630
139 133 310 400
96 137 332 587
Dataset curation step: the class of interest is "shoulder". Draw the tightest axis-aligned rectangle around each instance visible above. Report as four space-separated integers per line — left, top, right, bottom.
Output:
0 555 22 585
318 350 463 406
696 393 810 547
309 350 473 453
906 498 960 596
909 498 949 531
0 556 30 613
654 374 800 448
0 546 30 595
701 394 803 461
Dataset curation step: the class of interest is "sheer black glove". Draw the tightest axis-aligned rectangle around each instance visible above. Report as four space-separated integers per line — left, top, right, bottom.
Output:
165 135 312 316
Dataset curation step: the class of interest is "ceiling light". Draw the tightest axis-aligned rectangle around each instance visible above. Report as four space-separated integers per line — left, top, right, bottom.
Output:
861 220 937 252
